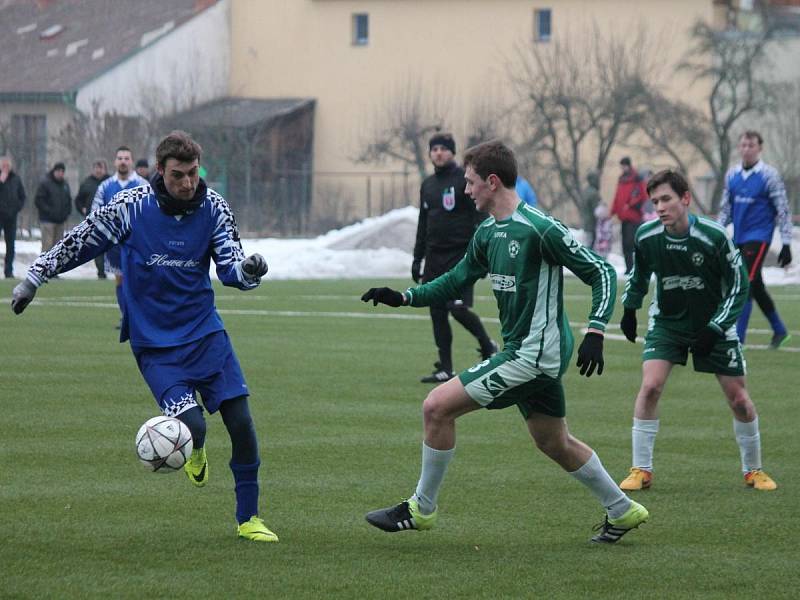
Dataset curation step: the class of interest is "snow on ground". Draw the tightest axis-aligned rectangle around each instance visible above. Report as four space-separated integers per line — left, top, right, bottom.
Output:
4 206 800 284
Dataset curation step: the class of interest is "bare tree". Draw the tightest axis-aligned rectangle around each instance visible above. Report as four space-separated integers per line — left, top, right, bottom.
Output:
639 11 788 213
510 22 655 221
53 100 161 177
355 76 451 181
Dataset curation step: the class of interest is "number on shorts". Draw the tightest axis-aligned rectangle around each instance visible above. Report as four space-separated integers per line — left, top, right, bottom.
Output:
726 348 738 368
468 359 491 373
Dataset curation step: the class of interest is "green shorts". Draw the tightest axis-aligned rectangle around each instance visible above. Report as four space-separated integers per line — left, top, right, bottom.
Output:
642 325 746 376
458 351 565 419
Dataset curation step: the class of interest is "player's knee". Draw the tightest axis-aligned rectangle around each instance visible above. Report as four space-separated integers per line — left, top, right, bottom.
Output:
422 390 451 424
727 388 753 415
532 430 566 459
639 378 665 403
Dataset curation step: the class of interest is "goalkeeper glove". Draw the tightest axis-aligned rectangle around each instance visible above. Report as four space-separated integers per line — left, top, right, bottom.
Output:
692 325 721 358
11 279 37 315
620 308 638 343
576 332 604 377
778 244 792 268
361 287 406 307
411 259 422 283
241 253 268 280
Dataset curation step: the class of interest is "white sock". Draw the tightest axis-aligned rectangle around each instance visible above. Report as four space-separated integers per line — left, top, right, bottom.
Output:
569 452 631 519
412 442 454 515
734 417 761 473
632 418 659 471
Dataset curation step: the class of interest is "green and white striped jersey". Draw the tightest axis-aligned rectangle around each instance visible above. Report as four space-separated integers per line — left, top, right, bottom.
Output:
406 203 616 378
622 215 749 336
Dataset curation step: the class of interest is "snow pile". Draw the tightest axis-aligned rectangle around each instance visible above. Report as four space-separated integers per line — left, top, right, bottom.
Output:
4 207 799 284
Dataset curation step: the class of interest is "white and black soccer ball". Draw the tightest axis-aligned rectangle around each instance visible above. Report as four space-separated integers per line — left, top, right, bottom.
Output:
135 416 193 472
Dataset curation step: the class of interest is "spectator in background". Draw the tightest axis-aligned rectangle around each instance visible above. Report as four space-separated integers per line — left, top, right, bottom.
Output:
135 158 151 181
75 159 110 279
611 157 647 274
0 155 26 278
34 162 71 253
515 175 537 207
717 130 793 349
593 203 613 259
93 146 147 326
412 132 497 383
581 170 601 249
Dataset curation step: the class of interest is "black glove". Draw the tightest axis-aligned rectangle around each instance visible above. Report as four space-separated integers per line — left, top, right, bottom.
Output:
692 325 721 358
361 287 405 307
241 253 268 279
11 279 37 315
411 259 422 283
778 244 792 268
620 308 637 343
576 332 604 377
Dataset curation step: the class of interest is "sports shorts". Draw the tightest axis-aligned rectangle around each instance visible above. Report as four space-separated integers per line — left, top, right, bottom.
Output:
642 325 746 376
458 350 565 418
133 330 249 417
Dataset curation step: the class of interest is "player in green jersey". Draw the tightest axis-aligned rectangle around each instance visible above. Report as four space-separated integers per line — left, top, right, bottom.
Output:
618 169 777 492
361 140 648 544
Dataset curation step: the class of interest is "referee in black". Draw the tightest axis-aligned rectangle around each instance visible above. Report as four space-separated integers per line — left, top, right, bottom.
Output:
412 133 496 383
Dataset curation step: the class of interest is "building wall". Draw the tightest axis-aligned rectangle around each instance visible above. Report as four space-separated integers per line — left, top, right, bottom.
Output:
76 0 230 119
229 0 715 219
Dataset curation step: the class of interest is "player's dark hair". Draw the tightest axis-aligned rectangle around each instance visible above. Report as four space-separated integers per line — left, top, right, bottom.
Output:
462 140 517 188
156 130 202 169
739 130 763 145
115 145 133 156
646 169 689 198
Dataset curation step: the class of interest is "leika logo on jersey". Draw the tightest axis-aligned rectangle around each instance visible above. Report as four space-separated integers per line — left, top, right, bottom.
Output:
442 187 456 211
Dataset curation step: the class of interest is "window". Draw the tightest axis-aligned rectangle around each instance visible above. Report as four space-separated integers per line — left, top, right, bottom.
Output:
534 8 551 42
352 13 368 46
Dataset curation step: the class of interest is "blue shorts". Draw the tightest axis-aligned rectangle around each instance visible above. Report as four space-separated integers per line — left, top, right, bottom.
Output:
133 330 249 417
105 244 122 276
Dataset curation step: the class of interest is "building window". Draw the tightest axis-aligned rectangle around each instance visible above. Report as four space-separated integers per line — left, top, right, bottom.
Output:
352 13 369 46
534 9 551 42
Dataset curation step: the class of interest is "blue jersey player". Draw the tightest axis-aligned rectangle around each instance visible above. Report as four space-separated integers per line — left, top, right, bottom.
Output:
718 130 793 348
91 145 147 325
12 131 278 542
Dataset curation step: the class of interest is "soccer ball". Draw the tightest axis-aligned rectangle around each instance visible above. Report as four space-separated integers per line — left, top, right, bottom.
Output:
135 416 193 472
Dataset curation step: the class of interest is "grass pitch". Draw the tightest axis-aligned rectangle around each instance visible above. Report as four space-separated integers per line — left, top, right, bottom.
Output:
0 277 798 599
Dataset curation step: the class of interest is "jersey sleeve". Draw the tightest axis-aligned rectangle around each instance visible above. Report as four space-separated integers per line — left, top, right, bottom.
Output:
208 194 257 290
26 191 133 286
708 236 749 333
621 235 652 311
765 167 793 244
540 222 616 331
406 229 487 307
717 168 734 227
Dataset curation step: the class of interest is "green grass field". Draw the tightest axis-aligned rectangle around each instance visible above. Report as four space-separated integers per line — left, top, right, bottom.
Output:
1 277 798 599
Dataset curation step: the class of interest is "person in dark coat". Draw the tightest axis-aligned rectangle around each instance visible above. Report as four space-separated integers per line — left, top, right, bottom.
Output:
34 162 72 253
0 155 26 278
412 133 496 383
75 159 109 278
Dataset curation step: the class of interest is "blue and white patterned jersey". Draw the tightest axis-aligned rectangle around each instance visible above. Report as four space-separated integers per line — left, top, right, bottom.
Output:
717 160 792 245
26 183 259 349
91 172 147 212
